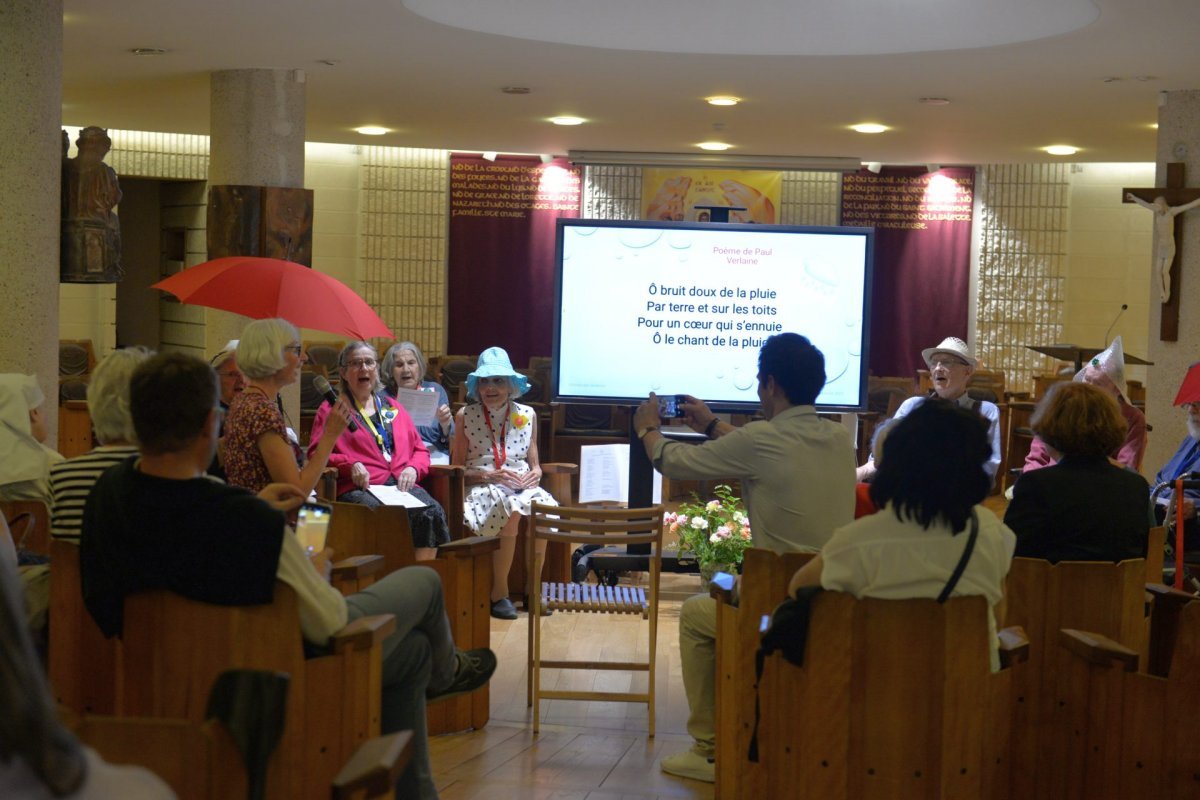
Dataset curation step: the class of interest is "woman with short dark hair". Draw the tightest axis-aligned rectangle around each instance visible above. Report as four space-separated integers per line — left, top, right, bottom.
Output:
790 399 1016 670
1004 382 1150 563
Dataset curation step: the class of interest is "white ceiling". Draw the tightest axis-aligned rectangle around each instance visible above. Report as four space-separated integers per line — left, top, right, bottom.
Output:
62 0 1200 165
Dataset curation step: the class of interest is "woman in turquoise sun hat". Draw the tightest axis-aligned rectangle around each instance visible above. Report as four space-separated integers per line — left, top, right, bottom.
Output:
451 347 557 620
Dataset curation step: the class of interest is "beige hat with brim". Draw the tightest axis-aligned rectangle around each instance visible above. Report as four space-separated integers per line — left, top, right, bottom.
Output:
921 336 977 369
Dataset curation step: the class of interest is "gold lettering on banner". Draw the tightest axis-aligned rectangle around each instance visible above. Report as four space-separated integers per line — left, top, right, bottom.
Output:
840 173 973 230
450 161 582 219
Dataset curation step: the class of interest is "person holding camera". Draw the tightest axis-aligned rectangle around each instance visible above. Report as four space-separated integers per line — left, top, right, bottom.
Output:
632 332 856 783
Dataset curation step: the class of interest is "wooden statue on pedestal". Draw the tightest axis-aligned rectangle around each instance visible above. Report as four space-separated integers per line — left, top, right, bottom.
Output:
61 127 123 283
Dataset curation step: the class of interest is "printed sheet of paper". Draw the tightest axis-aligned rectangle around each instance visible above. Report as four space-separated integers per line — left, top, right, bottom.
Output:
578 444 662 505
392 387 439 427
367 485 429 508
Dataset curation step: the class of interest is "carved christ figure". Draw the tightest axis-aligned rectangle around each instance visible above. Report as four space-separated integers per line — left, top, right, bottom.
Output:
1126 192 1200 303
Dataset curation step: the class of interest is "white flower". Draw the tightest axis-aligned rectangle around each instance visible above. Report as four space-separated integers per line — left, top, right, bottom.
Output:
706 500 722 511
709 532 722 544
693 518 709 530
733 511 748 525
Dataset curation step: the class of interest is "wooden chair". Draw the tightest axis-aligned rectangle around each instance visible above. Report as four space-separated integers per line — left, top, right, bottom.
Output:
1003 556 1150 800
526 502 666 735
119 582 395 800
325 500 501 734
1056 587 1200 800
58 398 95 458
1 498 50 556
49 540 123 715
505 462 579 597
748 590 1024 800
302 340 343 379
437 356 476 407
1002 398 1037 491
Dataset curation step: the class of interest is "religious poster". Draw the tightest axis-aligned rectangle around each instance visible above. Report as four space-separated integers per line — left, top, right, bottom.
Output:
641 168 781 224
841 167 975 378
446 154 582 366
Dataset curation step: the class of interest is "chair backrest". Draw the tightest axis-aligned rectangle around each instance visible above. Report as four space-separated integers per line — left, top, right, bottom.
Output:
528 503 665 551
438 357 476 402
59 339 96 377
302 341 343 377
49 539 122 715
756 592 999 799
326 501 417 574
1 499 50 556
1004 556 1148 799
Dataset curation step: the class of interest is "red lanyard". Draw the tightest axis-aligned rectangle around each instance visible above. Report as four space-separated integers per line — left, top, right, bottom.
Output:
481 403 508 470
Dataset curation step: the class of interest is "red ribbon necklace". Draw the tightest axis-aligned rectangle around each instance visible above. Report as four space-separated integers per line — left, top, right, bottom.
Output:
481 402 509 470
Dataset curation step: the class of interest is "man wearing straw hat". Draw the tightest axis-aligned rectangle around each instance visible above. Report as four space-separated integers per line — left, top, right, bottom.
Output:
856 335 1002 485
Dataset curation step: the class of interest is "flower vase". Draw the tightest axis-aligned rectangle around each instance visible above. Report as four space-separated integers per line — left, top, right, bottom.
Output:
699 561 735 592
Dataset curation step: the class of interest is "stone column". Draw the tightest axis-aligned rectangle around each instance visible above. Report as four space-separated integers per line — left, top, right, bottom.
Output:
0 1 63 443
207 68 307 423
1145 90 1200 477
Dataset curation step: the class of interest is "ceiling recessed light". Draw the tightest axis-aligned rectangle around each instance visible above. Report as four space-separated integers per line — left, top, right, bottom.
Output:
129 47 169 56
354 126 389 136
1044 145 1079 156
706 96 740 106
919 97 951 105
549 116 585 126
502 86 531 95
851 123 888 134
1150 123 1159 130
698 141 732 151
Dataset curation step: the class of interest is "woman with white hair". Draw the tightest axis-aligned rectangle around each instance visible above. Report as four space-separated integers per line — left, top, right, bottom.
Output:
381 341 453 464
50 347 153 543
0 374 62 504
224 318 351 495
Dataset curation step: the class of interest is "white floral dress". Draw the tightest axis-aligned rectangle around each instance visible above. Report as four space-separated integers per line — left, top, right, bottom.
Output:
461 401 557 535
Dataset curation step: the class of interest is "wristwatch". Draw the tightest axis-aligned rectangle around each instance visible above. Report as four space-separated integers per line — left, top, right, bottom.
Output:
637 425 660 440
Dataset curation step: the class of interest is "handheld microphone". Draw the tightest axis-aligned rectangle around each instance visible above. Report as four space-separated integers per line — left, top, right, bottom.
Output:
312 374 357 432
1104 304 1128 347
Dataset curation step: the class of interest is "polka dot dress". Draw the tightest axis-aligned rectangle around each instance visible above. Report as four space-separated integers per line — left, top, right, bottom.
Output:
462 401 557 535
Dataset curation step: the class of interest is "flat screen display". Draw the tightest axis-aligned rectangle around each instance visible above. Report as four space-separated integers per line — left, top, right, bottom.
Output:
553 219 874 412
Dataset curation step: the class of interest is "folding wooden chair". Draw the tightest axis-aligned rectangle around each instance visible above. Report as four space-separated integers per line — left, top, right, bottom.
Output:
526 502 665 735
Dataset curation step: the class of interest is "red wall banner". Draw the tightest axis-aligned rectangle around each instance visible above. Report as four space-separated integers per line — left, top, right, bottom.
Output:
446 154 582 366
841 167 975 379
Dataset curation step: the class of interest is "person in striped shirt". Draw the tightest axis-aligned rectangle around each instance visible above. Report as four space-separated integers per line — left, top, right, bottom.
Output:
49 347 152 543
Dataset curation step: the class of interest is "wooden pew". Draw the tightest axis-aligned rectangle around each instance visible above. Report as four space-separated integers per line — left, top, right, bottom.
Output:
120 583 394 800
712 548 812 800
746 588 1022 799
49 539 122 715
1057 587 1200 800
71 705 412 800
1003 556 1149 800
325 500 500 734
2 499 50 556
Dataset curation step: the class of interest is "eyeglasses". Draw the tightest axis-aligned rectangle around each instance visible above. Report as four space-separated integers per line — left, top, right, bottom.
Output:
217 370 242 380
284 344 303 355
930 359 968 369
346 358 377 369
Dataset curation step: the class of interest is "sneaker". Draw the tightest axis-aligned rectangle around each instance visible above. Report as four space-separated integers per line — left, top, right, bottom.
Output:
660 749 715 783
490 597 518 620
427 648 498 702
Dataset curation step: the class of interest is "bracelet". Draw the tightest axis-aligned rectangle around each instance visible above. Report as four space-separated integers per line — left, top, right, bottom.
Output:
704 418 720 439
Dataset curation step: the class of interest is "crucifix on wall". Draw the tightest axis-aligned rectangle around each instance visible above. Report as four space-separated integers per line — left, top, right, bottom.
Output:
1124 162 1200 342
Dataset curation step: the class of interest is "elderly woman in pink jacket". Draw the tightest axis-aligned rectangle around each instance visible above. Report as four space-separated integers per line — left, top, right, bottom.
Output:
308 341 450 560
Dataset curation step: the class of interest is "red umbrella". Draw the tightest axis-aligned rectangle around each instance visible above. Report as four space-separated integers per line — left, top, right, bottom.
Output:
151 256 393 340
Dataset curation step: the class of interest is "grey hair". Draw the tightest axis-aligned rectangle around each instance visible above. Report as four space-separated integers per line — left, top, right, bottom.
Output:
236 318 299 379
381 341 427 394
337 341 381 395
86 346 153 445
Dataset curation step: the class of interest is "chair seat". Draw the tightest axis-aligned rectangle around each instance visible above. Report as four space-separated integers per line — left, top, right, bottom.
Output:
541 581 648 617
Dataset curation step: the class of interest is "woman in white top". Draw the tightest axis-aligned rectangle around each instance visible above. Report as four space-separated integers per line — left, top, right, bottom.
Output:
790 398 1016 670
